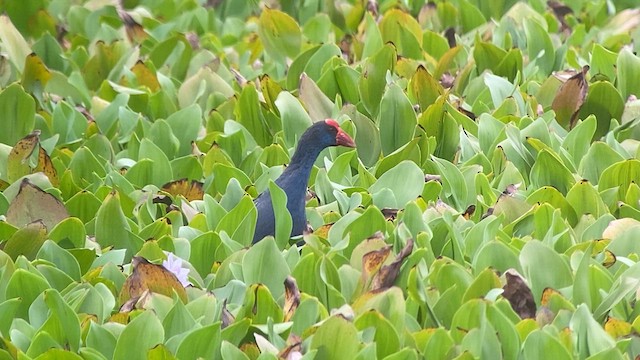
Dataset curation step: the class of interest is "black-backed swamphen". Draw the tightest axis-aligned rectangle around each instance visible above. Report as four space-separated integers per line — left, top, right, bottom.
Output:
252 119 356 244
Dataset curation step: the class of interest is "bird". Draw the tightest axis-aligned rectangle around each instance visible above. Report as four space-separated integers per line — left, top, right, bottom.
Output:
252 119 356 244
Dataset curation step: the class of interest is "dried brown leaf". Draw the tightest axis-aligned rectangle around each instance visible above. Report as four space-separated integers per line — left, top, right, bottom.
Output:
371 238 414 291
119 256 188 305
6 179 69 229
551 65 589 129
283 276 301 322
502 271 536 319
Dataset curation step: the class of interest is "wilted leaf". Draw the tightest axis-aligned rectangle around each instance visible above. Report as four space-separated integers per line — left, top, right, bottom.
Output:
502 270 536 319
283 276 301 322
119 256 187 305
7 131 58 185
161 179 204 201
6 179 68 229
371 238 414 291
551 65 589 129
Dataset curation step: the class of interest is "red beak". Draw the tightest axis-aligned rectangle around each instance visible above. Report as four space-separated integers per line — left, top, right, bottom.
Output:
336 128 356 148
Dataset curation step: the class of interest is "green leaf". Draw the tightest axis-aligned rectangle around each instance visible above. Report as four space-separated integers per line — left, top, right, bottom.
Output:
519 241 573 304
95 191 141 261
529 150 575 194
378 83 417 156
242 237 290 299
0 83 35 146
369 161 425 209
258 8 301 61
175 323 221 360
523 17 555 75
113 310 164 360
359 44 396 117
267 181 293 249
310 315 360 360
6 268 50 319
577 81 624 140
617 47 640 100
3 220 48 260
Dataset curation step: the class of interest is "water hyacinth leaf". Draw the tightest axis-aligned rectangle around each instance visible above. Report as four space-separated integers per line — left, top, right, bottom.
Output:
0 84 36 148
95 191 140 261
6 268 50 319
419 98 459 161
21 53 51 94
598 159 640 202
275 91 313 149
529 150 575 194
215 195 257 246
0 15 31 72
408 65 444 113
616 47 640 100
340 105 381 167
37 241 81 281
523 17 555 76
566 180 609 219
258 8 301 61
578 142 625 185
235 83 271 147
161 179 204 201
354 310 400 358
236 283 283 323
7 131 57 186
39 289 81 352
369 161 424 209
519 241 573 304
175 323 221 360
563 115 596 163
113 310 164 360
2 219 47 260
378 83 417 156
242 237 290 298
521 329 572 359
359 44 396 117
551 66 589 130
578 81 624 140
484 73 526 114
119 256 187 305
379 9 423 59
165 104 203 157
310 315 359 360
6 179 68 229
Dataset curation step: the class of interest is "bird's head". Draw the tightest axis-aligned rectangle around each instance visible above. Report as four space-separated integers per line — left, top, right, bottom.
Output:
308 119 356 149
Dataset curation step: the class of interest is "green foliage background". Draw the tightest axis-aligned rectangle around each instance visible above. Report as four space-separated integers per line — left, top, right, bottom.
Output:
0 0 640 359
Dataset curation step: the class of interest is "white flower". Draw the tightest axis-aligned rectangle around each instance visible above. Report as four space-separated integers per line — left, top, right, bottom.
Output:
163 252 192 287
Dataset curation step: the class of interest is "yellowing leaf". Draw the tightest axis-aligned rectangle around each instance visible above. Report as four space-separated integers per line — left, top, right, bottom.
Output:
119 256 188 305
161 178 204 201
604 317 631 338
7 131 58 186
131 61 160 92
22 53 51 93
